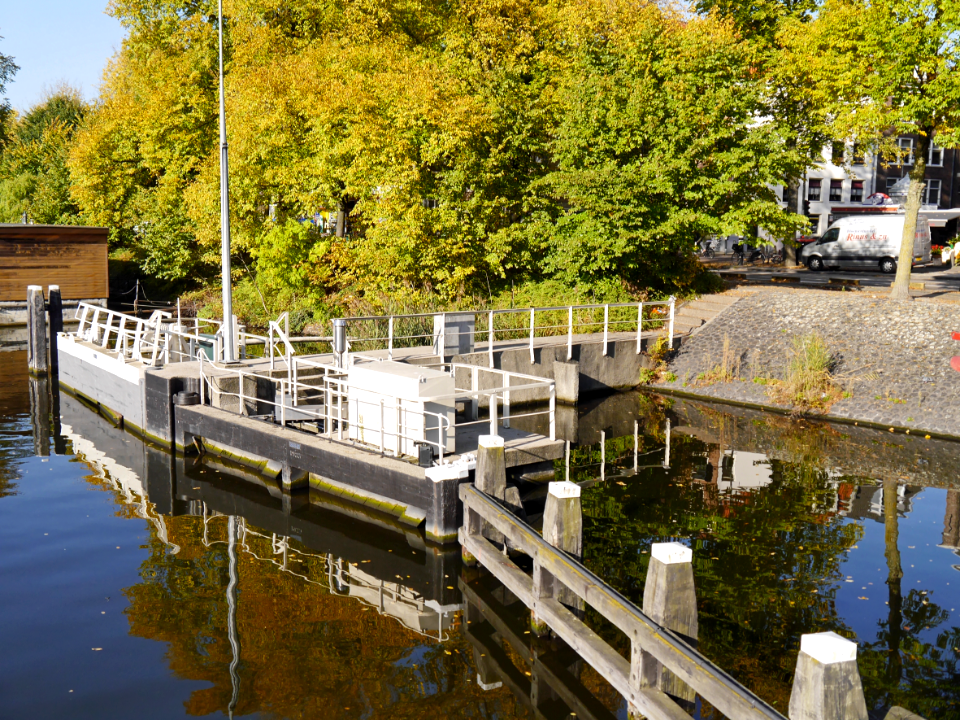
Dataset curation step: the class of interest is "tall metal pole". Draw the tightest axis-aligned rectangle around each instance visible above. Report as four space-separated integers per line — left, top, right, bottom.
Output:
218 0 235 362
227 516 241 717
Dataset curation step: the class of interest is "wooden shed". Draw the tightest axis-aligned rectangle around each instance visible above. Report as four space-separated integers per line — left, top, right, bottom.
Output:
0 225 108 302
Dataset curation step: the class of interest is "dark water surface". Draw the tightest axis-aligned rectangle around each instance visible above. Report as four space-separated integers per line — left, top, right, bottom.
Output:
1 350 958 719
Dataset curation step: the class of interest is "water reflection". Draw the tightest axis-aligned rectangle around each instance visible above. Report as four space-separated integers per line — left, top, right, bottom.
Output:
4 351 960 719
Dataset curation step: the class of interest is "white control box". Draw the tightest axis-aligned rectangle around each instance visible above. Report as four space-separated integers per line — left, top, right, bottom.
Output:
347 360 455 457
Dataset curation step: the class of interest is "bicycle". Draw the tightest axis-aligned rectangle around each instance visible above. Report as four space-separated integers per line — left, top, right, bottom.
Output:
697 241 716 258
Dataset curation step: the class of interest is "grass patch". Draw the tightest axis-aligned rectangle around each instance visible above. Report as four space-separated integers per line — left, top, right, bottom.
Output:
766 333 842 415
639 335 675 384
694 335 740 386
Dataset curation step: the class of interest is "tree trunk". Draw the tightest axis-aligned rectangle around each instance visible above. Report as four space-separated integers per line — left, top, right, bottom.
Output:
890 132 930 301
883 479 903 689
784 180 800 267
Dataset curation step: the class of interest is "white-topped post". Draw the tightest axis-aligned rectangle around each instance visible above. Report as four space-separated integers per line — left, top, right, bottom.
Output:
631 541 698 708
532 480 583 634
529 307 535 364
788 632 868 720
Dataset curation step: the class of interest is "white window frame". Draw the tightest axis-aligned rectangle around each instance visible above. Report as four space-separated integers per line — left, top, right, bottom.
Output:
897 137 914 165
929 142 943 167
925 179 941 206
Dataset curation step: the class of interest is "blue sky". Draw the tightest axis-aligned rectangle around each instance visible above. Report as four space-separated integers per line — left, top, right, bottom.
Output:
1 1 126 112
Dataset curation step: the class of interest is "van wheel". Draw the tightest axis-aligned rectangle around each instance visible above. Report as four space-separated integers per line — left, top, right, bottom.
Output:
879 258 897 274
807 256 824 271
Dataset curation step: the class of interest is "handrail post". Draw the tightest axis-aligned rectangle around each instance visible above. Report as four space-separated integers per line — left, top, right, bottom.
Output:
199 354 206 405
549 382 556 441
532 481 582 635
280 379 286 427
567 306 573 361
503 376 511 429
470 365 479 421
631 543 698 707
388 316 394 360
603 303 609 356
379 398 385 455
439 312 446 360
238 370 245 416
529 307 535 364
636 302 643 355
668 295 676 350
488 311 494 368
490 393 498 436
788 633 867 720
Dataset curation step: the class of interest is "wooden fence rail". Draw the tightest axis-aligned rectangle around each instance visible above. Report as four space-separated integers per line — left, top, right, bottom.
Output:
459 435 879 720
459 481 786 720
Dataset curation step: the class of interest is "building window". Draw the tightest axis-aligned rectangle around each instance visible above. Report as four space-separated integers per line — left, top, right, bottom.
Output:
422 198 439 209
831 143 844 164
808 179 822 201
897 137 914 165
929 143 943 167
851 142 865 164
925 179 941 206
850 181 864 202
829 180 843 202
886 177 902 193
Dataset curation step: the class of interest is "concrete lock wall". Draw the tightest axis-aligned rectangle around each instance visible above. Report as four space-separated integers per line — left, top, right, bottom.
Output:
452 337 656 407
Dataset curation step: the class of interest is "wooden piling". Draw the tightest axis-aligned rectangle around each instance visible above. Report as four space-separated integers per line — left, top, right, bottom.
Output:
27 285 48 376
632 542 698 710
473 434 507 550
788 632 867 720
47 285 63 374
532 480 582 635
29 375 51 457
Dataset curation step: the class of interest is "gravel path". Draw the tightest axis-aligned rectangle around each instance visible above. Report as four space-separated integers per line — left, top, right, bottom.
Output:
657 288 960 437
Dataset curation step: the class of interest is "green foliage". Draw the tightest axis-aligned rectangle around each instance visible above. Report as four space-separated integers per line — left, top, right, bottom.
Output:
531 5 810 292
778 0 960 299
0 88 87 224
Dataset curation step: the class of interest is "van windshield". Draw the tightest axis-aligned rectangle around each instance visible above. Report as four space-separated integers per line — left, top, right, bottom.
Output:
819 228 840 244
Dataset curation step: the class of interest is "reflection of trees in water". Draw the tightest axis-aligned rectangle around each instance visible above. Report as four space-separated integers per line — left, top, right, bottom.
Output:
856 482 960 719
579 434 862 713
121 513 527 718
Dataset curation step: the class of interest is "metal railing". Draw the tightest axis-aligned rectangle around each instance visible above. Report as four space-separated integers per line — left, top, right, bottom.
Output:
196 354 558 462
71 302 268 366
338 299 676 364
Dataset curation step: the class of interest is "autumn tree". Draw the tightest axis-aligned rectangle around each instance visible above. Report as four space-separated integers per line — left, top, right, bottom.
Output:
780 0 960 300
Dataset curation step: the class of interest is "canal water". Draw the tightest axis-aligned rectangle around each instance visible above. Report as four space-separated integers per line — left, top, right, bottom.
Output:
1 349 958 719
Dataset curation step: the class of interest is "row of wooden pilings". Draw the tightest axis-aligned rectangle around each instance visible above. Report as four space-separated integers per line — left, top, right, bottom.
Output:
26 284 64 376
462 435 886 720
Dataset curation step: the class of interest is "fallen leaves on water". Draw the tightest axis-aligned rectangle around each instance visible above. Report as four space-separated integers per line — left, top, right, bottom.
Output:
858 597 869 600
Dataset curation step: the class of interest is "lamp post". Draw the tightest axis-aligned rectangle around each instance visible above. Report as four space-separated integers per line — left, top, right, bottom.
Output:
218 0 235 362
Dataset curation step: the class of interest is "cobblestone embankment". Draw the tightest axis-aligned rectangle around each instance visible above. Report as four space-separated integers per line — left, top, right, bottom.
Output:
657 288 960 438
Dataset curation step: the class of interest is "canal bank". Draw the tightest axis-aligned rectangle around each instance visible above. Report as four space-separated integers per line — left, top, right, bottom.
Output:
656 287 960 438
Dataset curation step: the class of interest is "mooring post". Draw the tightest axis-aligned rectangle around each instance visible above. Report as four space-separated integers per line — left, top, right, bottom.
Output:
29 375 51 457
27 286 48 376
532 480 582 635
47 285 63 375
788 632 868 720
474 434 507 549
630 542 698 711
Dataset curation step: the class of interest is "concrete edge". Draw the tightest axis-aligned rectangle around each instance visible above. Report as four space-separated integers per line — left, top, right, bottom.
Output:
648 384 960 444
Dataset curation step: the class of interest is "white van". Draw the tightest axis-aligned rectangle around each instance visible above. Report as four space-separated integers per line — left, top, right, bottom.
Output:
800 215 932 274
